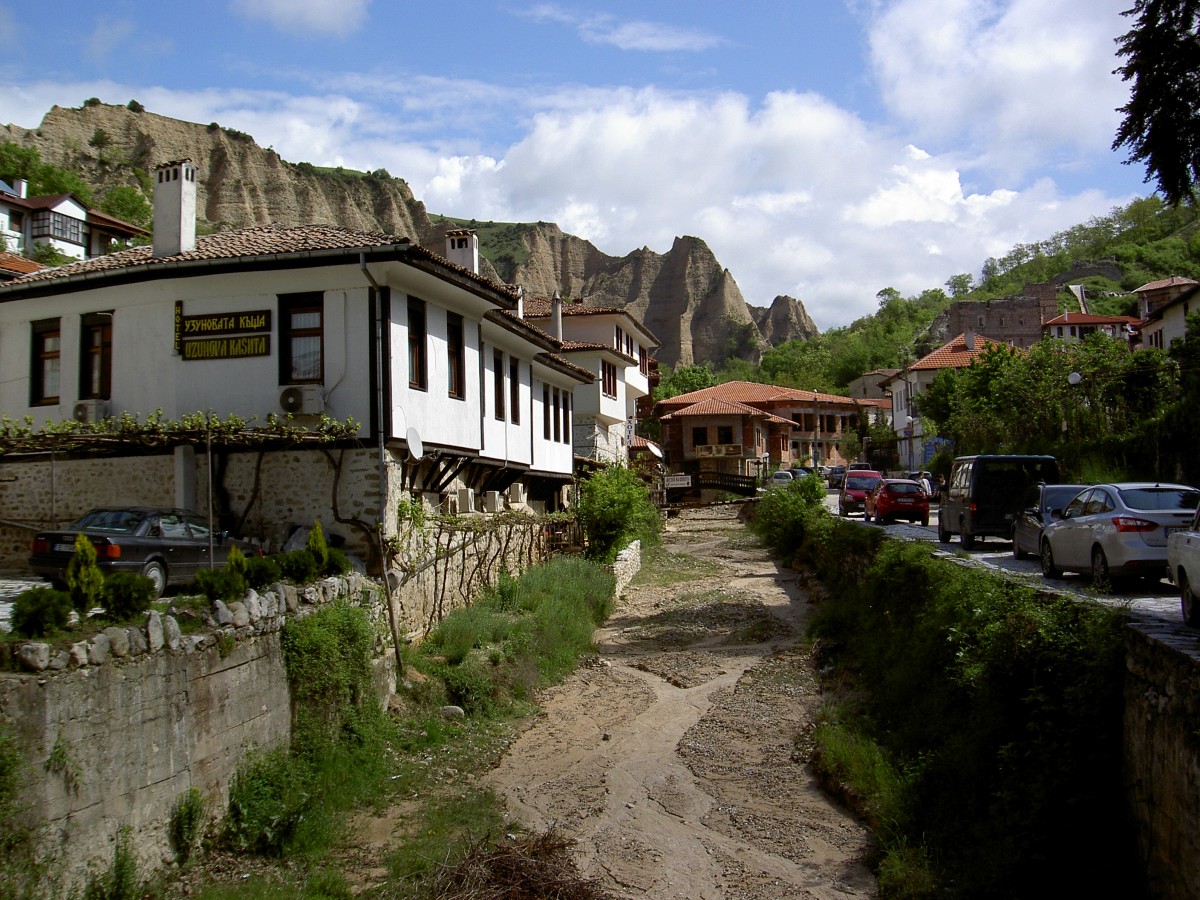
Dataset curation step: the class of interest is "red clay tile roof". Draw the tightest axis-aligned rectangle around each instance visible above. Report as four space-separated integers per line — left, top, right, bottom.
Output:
522 295 659 346
1042 313 1140 327
658 380 857 409
660 397 794 425
0 224 521 303
523 296 627 317
1133 276 1198 293
909 334 1010 371
0 253 44 276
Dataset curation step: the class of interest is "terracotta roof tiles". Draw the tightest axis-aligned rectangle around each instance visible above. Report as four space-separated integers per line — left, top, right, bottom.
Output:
909 334 1010 371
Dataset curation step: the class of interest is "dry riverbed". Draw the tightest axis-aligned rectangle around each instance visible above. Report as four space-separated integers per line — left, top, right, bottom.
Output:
485 504 877 899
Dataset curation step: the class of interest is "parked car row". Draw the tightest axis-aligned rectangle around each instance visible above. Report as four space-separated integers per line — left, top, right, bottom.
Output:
921 454 1200 625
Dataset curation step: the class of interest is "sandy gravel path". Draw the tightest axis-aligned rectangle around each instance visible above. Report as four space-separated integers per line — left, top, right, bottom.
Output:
486 505 877 899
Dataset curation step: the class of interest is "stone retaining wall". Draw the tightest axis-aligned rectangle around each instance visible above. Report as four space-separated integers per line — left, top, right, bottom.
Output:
0 516 565 894
1123 616 1200 900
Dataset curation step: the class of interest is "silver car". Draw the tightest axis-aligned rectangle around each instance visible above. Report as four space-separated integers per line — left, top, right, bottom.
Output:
1011 483 1088 560
1039 482 1200 589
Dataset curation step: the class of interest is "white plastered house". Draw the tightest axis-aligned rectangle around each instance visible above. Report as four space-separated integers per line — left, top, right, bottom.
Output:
0 163 591 569
520 294 658 466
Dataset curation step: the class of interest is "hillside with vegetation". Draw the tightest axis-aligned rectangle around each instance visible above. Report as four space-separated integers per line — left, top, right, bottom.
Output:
678 196 1200 394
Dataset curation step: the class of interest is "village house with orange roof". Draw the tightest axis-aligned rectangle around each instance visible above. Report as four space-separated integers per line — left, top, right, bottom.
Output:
1041 311 1140 346
880 330 1010 470
652 381 876 492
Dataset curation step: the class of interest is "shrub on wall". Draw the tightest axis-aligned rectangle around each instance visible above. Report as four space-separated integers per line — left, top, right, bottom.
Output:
244 555 282 590
99 573 155 621
66 534 104 614
9 588 74 638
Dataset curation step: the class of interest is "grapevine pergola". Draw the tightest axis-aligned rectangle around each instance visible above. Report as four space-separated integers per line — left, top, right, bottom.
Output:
0 410 363 458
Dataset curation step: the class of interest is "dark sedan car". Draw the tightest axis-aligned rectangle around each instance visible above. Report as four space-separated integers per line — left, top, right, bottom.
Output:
1011 483 1088 560
30 507 240 597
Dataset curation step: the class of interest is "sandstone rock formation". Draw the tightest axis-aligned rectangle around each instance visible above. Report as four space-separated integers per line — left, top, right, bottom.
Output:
4 103 820 367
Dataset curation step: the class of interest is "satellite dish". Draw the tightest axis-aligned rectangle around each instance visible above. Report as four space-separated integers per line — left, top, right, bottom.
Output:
648 443 663 459
406 426 424 460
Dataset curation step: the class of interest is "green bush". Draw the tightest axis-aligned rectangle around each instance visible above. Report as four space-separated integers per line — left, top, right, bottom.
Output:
575 464 661 562
66 534 104 613
244 555 282 589
324 547 351 576
169 787 206 863
277 549 319 584
10 587 73 638
411 556 615 719
193 567 246 604
808 534 1137 896
224 747 312 856
100 573 155 621
306 521 329 572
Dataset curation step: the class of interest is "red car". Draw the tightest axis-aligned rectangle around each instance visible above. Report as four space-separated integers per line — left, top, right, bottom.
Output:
838 470 883 516
865 478 930 526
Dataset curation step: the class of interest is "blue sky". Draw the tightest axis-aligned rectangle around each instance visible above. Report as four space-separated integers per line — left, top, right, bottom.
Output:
0 0 1151 330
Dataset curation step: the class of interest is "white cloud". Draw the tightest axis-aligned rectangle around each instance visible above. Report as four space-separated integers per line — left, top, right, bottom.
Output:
231 0 370 37
84 20 138 65
522 5 725 52
867 0 1131 179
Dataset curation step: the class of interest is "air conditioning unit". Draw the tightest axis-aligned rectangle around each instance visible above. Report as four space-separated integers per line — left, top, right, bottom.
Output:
279 385 324 415
508 483 527 505
72 399 111 423
457 488 475 513
483 490 502 513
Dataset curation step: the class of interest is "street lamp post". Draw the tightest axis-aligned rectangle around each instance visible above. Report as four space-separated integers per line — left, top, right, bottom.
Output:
905 415 914 471
1067 371 1082 479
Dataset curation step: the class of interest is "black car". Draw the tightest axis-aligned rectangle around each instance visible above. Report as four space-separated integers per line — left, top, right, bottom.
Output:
827 465 847 489
30 507 242 597
1010 483 1088 560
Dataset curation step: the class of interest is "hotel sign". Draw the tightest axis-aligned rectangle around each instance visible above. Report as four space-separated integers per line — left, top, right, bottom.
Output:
176 302 272 360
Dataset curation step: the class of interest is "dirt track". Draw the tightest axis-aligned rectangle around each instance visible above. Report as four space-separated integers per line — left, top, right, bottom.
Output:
486 505 877 899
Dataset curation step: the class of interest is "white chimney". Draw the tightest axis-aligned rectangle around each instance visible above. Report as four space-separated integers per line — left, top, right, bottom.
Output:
13 178 27 199
152 160 197 258
551 292 563 341
964 329 976 352
516 285 524 319
444 229 479 274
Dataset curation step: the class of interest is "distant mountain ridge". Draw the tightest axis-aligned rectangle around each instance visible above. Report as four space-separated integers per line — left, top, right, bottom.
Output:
2 102 819 367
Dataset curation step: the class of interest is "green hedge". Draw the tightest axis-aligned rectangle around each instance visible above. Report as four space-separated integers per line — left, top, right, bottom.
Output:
790 511 1141 896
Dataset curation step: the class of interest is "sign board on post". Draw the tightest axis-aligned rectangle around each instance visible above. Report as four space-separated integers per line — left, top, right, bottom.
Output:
664 475 692 489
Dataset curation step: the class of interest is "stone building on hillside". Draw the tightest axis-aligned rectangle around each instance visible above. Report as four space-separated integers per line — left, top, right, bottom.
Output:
942 283 1058 350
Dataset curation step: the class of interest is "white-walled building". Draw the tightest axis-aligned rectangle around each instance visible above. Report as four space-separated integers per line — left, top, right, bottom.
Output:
0 162 590 556
521 295 657 465
0 178 147 261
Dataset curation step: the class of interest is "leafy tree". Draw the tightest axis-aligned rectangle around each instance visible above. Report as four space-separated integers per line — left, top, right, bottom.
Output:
89 127 111 151
100 185 152 230
945 273 974 298
654 363 717 401
29 244 73 267
1113 0 1200 205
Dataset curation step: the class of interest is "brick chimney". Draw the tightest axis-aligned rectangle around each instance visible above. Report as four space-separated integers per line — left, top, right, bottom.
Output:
152 160 197 258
